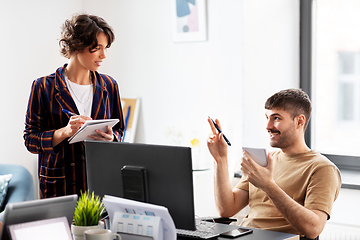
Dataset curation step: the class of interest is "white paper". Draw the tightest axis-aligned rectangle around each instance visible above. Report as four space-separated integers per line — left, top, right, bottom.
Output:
242 147 268 167
113 212 162 240
68 119 119 144
103 195 176 240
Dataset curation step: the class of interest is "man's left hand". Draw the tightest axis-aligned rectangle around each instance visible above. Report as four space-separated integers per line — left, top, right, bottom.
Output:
241 151 275 191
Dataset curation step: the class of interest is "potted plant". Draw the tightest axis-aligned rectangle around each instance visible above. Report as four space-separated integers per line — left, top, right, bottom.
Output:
71 190 106 240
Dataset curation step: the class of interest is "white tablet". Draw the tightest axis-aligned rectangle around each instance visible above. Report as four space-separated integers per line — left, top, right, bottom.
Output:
242 147 268 167
8 216 72 240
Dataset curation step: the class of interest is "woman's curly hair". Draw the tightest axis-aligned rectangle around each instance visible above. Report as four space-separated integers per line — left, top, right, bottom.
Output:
59 14 115 58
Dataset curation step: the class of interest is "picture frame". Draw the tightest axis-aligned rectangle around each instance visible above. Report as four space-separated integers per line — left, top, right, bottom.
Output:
171 0 207 42
121 98 140 143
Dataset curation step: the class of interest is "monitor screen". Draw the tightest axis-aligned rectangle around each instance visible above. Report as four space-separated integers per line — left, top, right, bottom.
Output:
85 141 196 231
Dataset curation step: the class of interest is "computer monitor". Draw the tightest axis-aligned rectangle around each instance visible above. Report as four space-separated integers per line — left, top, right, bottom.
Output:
84 141 196 231
0 194 77 240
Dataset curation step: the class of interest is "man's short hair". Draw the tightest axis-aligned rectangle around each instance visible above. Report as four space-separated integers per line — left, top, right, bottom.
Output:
265 88 312 130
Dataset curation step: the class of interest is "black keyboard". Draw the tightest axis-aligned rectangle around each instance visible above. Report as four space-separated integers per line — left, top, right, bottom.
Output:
176 229 220 239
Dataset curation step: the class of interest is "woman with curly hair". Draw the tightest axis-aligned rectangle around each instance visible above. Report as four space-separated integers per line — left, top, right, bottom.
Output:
24 14 124 198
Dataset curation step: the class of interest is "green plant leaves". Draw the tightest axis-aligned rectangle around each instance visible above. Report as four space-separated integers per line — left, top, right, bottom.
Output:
73 190 105 226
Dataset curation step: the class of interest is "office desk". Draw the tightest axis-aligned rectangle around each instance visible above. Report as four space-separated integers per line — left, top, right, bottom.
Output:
217 228 299 240
178 223 299 240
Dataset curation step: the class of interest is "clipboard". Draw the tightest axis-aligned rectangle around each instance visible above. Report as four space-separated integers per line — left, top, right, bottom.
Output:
68 119 119 144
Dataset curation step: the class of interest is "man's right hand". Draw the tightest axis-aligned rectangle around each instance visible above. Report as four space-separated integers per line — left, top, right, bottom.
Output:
207 117 228 163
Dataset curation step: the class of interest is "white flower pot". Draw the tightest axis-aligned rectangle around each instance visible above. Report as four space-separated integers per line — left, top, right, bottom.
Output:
71 221 105 240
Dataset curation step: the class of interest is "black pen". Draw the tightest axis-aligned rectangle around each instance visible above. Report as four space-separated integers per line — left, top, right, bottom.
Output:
209 116 231 146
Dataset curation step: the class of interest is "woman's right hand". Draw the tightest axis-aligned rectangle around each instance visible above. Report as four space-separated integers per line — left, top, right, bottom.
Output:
65 115 92 138
52 115 92 147
207 117 228 163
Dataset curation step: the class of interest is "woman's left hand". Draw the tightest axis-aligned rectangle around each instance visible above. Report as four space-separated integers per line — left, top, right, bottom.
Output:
88 125 114 142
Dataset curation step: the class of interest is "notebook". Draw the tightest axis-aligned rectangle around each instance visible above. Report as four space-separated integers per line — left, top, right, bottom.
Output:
69 119 119 144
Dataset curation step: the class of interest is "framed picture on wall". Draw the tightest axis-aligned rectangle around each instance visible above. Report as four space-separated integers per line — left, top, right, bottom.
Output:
171 0 207 42
120 98 140 143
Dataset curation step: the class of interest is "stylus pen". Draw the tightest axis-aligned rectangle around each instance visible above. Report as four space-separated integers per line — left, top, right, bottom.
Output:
209 117 231 146
62 109 77 116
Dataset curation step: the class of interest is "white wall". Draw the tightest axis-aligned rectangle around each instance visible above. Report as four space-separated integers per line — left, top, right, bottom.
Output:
0 0 298 205
242 0 299 149
0 0 84 198
83 0 244 171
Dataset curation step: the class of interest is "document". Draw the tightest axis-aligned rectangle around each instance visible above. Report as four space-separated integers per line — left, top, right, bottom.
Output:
68 119 119 144
103 195 176 240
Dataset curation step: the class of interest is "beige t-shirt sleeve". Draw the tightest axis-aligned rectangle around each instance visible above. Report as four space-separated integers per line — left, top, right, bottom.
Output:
235 175 249 192
304 165 341 218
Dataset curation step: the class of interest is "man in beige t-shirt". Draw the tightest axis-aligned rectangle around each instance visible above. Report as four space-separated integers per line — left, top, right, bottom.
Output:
207 89 341 240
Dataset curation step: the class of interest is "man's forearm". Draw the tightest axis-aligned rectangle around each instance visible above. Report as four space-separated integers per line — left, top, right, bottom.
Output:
264 181 326 239
214 160 248 217
214 160 233 216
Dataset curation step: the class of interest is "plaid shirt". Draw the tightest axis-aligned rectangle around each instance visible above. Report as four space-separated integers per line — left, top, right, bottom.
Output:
24 64 124 198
